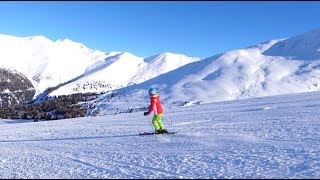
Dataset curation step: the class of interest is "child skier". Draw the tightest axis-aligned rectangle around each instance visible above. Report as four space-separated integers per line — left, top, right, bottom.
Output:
143 88 168 134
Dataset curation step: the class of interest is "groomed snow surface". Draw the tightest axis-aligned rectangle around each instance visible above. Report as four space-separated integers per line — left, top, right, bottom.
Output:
0 91 319 179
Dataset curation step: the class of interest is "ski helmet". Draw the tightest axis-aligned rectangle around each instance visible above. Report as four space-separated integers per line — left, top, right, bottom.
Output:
148 88 157 95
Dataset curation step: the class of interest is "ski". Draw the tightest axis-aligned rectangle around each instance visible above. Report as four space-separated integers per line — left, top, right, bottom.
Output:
138 132 177 135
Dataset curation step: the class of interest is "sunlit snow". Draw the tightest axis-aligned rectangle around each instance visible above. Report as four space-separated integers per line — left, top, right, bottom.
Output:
0 91 319 178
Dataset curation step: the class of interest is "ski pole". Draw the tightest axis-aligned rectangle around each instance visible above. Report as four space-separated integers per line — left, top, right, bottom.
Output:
146 117 154 132
162 114 173 126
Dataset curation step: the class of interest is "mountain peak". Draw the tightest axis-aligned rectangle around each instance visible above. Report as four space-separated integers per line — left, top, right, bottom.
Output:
304 27 320 35
27 35 50 41
263 28 320 60
162 52 175 56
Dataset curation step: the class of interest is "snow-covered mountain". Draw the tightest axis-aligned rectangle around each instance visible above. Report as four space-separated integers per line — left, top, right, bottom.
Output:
49 52 200 96
128 52 201 85
88 28 320 116
2 28 320 114
0 34 107 95
0 34 201 99
263 28 320 60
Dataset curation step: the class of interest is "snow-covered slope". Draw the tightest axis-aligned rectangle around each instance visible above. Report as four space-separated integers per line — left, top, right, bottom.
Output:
0 91 319 178
128 52 201 85
0 34 202 97
263 29 320 60
0 34 107 95
50 52 201 96
90 28 320 115
48 52 146 96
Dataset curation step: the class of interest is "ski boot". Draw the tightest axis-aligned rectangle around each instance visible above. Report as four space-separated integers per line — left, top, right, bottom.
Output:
155 129 163 134
161 129 169 134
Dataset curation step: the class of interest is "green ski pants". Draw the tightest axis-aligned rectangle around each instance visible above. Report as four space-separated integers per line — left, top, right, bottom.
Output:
152 113 165 131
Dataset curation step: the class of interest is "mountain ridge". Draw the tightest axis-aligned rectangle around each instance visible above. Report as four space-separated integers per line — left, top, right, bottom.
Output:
1 28 320 116
85 29 320 116
0 34 201 98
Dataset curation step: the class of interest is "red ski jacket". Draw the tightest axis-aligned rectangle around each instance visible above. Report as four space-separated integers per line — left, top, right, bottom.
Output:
147 94 164 115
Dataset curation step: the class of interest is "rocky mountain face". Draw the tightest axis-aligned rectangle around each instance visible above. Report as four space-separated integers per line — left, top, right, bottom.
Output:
0 67 98 120
0 68 36 107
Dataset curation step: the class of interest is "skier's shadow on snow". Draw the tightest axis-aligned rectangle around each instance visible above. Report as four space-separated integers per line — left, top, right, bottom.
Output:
0 134 144 143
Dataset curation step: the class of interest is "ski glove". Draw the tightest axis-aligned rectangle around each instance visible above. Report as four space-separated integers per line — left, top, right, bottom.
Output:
143 112 149 116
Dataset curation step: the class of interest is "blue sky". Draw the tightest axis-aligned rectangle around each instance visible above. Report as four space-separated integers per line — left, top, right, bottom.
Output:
0 1 319 58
